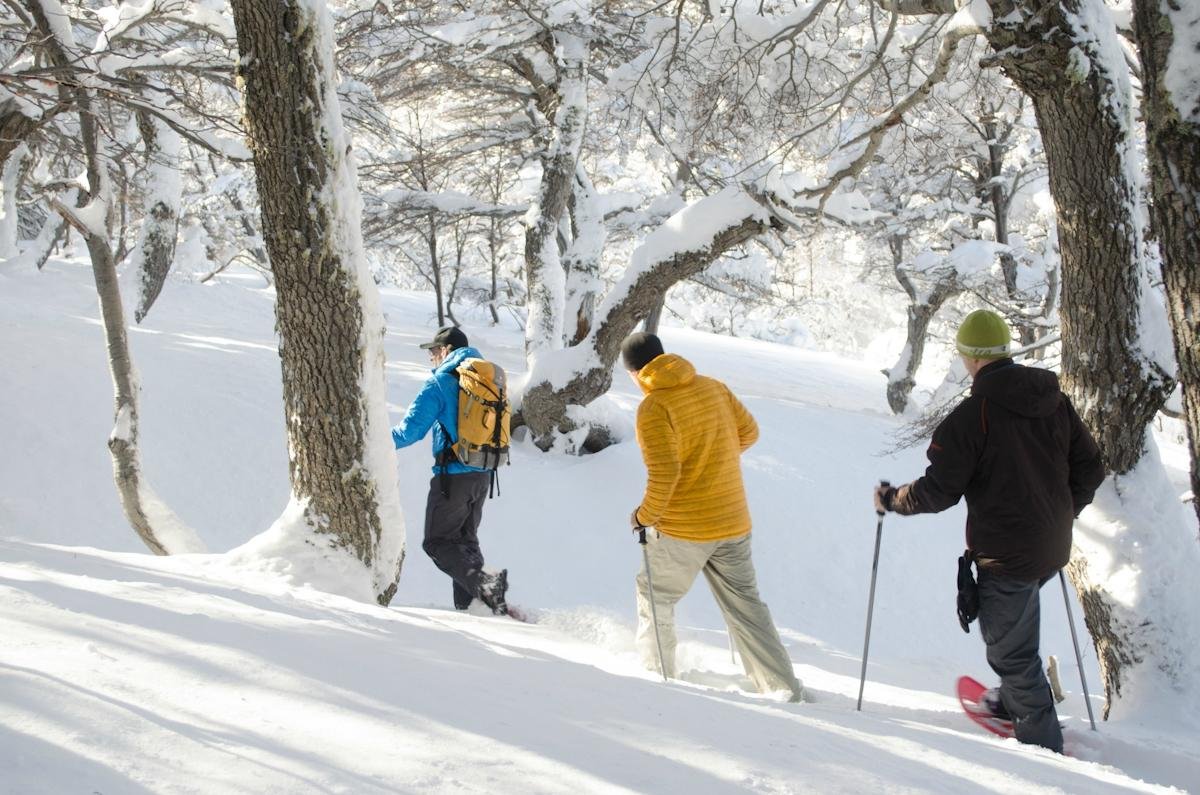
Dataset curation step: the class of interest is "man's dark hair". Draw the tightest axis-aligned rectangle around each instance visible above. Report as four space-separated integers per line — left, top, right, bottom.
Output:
621 332 665 371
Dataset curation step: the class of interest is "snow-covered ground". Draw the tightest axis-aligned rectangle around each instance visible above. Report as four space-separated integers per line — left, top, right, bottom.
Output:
1 257 1197 793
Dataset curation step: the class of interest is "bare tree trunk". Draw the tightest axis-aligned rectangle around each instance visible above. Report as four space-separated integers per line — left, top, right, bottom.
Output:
426 215 445 326
1134 0 1200 527
487 217 501 325
480 154 506 325
445 220 467 327
24 0 200 556
642 297 665 335
521 32 587 356
113 153 130 265
984 0 1178 717
208 152 270 269
230 0 405 604
977 108 1038 347
885 235 961 414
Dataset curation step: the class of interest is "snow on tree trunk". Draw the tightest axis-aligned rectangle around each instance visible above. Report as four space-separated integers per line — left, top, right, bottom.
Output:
523 31 588 357
1133 0 1200 526
24 0 203 556
228 0 406 605
132 109 182 324
564 166 605 345
0 142 27 255
1070 437 1200 722
519 188 774 450
984 0 1183 718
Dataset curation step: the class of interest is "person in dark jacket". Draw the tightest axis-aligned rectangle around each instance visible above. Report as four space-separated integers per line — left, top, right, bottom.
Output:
392 326 508 615
873 309 1104 753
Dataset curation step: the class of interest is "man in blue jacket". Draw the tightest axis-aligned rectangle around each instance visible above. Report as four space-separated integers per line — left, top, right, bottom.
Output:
392 326 508 615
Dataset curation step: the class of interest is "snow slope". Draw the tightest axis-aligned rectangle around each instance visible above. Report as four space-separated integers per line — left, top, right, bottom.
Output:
1 257 1197 793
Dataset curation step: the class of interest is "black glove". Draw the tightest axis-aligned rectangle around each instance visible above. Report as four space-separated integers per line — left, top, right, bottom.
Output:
956 552 979 633
873 484 896 514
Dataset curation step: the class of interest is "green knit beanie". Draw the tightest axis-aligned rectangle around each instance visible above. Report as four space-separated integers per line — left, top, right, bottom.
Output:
956 310 1011 359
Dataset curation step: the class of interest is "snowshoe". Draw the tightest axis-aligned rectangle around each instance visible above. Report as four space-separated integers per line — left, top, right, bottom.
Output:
478 568 509 616
958 676 1014 739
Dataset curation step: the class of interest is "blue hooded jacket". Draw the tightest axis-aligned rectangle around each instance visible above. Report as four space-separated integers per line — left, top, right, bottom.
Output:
391 345 488 475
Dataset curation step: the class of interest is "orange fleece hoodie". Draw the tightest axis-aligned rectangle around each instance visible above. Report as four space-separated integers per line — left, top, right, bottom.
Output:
633 353 757 541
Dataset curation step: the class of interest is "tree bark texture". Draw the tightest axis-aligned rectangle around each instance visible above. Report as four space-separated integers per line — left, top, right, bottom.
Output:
1134 0 1200 526
983 0 1178 717
1064 553 1145 718
985 0 1173 477
521 192 775 449
230 0 404 604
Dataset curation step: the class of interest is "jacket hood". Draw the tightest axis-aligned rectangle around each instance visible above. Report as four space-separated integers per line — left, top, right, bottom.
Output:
637 353 696 393
433 345 482 376
972 360 1062 418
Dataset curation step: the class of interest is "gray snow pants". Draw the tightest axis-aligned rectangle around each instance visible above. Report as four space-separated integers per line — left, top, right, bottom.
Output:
977 569 1063 753
423 471 491 609
635 531 804 701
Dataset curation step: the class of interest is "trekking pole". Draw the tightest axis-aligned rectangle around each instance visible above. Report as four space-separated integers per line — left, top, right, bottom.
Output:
638 526 669 682
1059 570 1098 731
857 480 889 711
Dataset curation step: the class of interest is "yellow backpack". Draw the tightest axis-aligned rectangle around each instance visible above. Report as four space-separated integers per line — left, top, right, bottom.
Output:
450 358 511 469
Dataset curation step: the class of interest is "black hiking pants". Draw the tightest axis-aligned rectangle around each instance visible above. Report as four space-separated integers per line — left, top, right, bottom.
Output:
422 471 491 609
977 569 1063 753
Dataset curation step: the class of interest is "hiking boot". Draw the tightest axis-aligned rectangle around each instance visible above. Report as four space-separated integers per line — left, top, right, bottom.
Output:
981 688 1012 720
478 569 508 616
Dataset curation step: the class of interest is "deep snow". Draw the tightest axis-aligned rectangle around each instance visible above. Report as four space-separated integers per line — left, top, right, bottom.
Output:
1 257 1197 793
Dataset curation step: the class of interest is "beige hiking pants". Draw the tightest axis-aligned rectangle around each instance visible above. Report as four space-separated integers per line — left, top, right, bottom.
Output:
635 531 803 701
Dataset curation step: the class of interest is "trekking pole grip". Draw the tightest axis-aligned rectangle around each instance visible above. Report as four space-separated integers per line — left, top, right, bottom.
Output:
876 480 891 517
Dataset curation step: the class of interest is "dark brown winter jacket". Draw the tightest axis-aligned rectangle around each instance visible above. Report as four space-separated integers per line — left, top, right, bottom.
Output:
889 359 1105 581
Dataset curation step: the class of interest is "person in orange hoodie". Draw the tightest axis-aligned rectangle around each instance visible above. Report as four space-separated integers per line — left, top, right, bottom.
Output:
622 331 804 702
